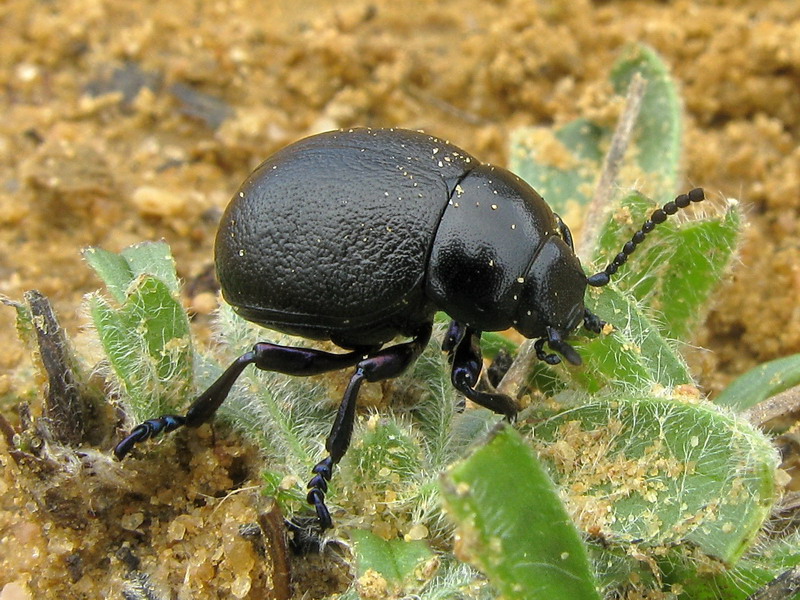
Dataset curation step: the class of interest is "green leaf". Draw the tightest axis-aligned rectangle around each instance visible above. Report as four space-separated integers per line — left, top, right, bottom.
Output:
661 529 800 599
591 193 741 342
530 395 778 565
89 275 192 420
570 283 693 393
506 45 704 394
350 529 438 596
1 294 35 354
344 415 423 486
83 241 181 303
610 44 682 201
650 206 740 342
716 353 800 412
83 247 134 304
592 191 656 269
85 242 191 421
509 44 681 218
441 426 601 600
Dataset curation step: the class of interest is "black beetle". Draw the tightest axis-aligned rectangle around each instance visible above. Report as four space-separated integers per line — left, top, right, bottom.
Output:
114 128 705 529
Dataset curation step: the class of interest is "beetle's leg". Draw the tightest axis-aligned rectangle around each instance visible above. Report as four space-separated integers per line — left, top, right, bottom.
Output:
447 325 518 420
307 323 433 530
442 319 467 353
113 415 187 460
114 343 369 460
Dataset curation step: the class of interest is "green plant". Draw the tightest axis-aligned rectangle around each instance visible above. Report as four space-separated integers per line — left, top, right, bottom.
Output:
84 244 193 423
77 45 791 599
441 44 786 600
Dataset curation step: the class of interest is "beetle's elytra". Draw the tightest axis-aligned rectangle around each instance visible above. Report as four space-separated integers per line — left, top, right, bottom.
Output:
114 127 706 530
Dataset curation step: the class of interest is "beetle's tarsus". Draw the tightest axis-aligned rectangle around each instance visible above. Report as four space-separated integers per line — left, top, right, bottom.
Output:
307 488 333 531
114 415 186 460
303 324 433 529
113 351 263 460
546 326 582 366
533 329 582 366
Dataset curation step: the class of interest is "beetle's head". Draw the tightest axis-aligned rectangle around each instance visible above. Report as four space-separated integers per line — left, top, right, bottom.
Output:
514 236 588 365
514 187 708 367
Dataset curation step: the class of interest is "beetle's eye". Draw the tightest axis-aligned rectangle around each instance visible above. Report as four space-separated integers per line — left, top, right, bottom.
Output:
553 214 575 251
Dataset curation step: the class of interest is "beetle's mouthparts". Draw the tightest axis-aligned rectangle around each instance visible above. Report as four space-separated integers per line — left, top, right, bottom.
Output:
534 327 582 366
547 326 582 366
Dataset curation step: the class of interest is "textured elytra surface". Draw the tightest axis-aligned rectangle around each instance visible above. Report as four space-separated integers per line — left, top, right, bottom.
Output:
216 128 581 346
216 128 477 344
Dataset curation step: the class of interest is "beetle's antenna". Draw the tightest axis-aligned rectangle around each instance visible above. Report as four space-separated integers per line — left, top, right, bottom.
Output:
587 188 706 287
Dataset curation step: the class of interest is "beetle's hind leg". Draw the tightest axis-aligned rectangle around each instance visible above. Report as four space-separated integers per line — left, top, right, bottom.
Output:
307 323 433 530
113 342 372 460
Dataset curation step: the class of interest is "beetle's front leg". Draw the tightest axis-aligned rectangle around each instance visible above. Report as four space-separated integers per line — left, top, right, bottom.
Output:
447 322 518 420
307 323 432 529
114 342 369 460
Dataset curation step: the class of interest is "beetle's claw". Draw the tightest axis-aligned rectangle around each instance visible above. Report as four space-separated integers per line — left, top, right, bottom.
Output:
306 488 333 530
114 427 147 460
550 340 582 366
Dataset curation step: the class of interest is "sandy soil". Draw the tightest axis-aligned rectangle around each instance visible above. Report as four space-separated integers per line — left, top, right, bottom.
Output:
1 0 799 598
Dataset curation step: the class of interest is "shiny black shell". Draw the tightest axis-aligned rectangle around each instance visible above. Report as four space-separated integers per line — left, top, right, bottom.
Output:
215 128 577 348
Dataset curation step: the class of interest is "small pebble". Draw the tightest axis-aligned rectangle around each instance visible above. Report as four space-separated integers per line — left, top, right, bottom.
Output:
131 186 187 217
